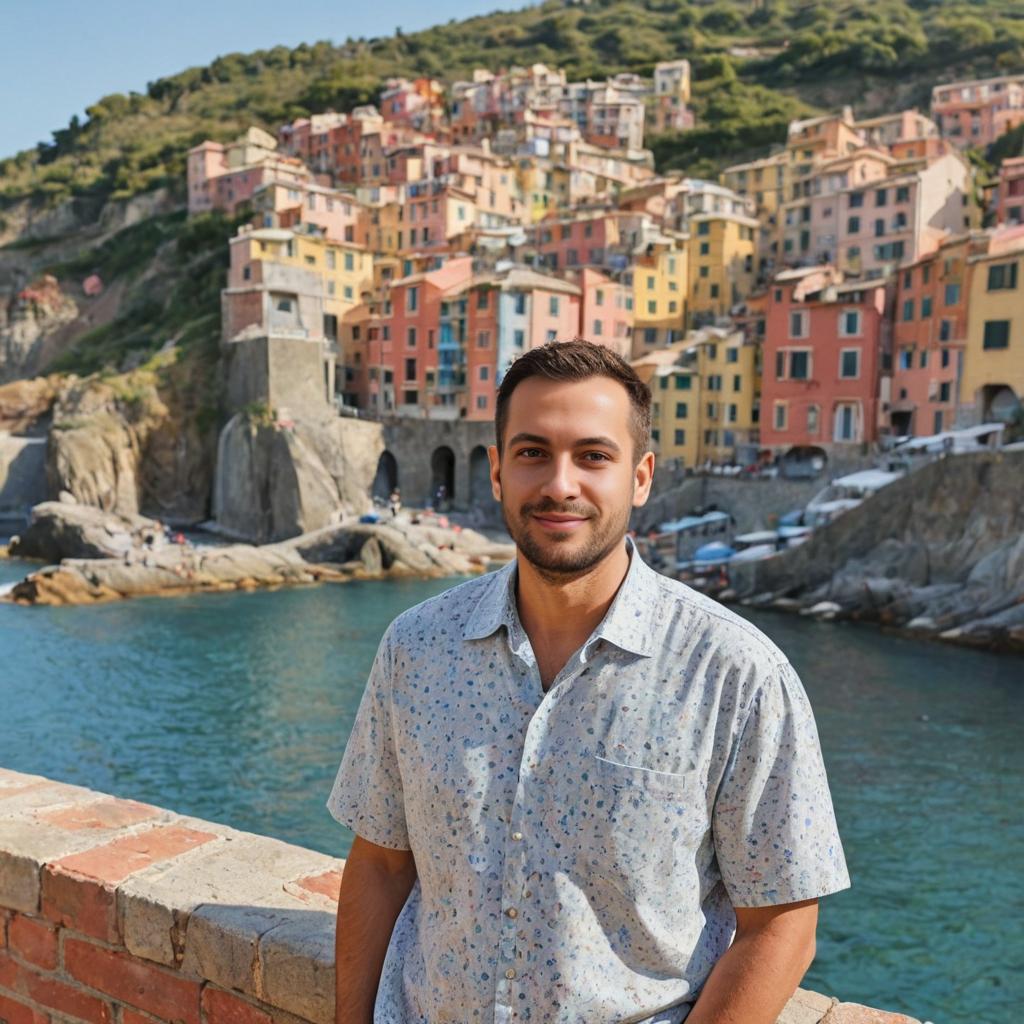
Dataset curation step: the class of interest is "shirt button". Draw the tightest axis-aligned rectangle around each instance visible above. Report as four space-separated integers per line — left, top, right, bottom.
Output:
505 968 517 980
506 907 518 918
511 831 523 841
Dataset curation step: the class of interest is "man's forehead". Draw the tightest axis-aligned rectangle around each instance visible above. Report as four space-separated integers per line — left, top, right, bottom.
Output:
506 375 631 426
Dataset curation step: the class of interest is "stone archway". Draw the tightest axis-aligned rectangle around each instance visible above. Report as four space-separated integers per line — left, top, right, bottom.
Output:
372 450 399 501
430 446 456 509
468 445 492 509
981 384 1021 423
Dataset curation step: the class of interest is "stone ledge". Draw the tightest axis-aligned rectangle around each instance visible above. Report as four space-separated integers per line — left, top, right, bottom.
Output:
0 768 921 1024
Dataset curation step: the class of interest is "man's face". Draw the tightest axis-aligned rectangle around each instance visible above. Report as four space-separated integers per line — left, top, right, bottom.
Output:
489 375 654 580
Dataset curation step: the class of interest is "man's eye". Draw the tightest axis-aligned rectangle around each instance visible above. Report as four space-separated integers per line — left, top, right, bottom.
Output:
519 448 544 458
583 451 610 461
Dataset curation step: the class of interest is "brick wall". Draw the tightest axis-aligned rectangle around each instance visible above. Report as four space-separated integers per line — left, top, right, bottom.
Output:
0 768 919 1024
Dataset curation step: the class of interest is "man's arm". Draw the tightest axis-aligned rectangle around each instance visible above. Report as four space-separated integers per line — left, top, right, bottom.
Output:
335 834 417 1024
684 899 818 1024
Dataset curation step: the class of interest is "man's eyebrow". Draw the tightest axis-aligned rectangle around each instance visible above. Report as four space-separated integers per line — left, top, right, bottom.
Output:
506 432 622 453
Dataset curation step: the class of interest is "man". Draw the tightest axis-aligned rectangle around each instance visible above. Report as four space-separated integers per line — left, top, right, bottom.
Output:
328 340 849 1024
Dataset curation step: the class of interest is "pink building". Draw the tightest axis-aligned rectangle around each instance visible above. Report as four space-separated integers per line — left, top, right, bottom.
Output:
760 267 891 451
380 78 445 133
531 211 634 271
578 268 633 358
251 182 369 245
931 74 1024 149
996 156 1024 226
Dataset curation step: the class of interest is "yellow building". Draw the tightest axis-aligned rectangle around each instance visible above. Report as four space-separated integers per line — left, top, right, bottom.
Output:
517 163 557 223
632 344 702 469
962 239 1024 424
687 213 758 326
720 151 788 218
629 236 689 357
224 226 374 360
687 328 761 464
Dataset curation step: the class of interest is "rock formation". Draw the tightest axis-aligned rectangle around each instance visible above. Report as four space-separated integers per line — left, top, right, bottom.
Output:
2 500 514 606
728 451 1024 653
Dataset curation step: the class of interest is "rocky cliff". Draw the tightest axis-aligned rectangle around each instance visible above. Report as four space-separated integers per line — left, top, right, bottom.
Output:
729 451 1024 652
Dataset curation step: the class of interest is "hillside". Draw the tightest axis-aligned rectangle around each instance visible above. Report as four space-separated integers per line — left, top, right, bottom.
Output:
2 0 1024 213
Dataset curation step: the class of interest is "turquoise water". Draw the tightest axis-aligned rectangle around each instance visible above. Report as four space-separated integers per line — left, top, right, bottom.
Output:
0 554 1021 1023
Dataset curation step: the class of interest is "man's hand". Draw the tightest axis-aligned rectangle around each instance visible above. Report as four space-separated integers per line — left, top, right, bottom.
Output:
684 898 819 1024
335 835 417 1024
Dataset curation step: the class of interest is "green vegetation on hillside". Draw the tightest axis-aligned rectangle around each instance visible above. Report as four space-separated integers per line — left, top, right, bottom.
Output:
3 0 1024 207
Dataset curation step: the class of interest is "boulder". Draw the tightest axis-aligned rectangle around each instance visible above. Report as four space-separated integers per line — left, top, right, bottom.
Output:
9 501 162 561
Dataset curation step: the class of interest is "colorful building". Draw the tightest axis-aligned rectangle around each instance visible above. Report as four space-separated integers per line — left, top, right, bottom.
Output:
995 156 1024 226
931 74 1024 150
577 268 633 359
960 230 1024 426
687 212 758 325
759 267 891 451
630 235 689 354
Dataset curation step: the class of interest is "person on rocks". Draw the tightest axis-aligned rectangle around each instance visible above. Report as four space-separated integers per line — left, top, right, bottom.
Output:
327 340 849 1024
389 489 402 519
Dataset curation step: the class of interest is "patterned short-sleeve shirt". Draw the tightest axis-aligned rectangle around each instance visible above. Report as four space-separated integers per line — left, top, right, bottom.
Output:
327 539 850 1023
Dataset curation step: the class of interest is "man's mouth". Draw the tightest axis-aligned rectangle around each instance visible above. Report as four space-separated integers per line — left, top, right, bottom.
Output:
530 512 591 531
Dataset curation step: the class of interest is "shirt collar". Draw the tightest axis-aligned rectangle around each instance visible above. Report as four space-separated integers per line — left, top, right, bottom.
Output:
462 536 658 659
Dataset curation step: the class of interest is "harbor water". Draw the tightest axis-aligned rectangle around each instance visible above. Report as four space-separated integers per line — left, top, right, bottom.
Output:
0 554 1020 1023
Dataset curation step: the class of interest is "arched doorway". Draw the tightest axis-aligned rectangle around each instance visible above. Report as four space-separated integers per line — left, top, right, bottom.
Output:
982 384 1021 423
430 446 455 509
468 445 492 509
372 451 398 502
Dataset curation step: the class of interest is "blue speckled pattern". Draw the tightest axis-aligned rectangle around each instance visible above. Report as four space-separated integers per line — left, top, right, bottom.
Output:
327 540 850 1023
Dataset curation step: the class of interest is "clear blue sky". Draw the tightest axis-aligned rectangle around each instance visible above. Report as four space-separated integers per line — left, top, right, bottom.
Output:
0 0 533 160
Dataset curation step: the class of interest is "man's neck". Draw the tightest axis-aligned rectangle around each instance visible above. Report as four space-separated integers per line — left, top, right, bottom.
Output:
514 540 631 687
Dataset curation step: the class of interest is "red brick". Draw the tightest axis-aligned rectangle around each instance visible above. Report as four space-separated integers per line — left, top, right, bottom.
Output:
42 826 218 942
200 987 272 1024
63 939 199 1024
0 951 110 1024
7 917 57 971
294 870 342 903
51 827 217 884
36 801 160 833
121 1010 161 1024
0 991 50 1024
40 875 117 945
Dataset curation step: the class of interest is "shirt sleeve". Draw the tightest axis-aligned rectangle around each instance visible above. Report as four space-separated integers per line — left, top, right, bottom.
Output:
711 658 850 907
325 624 411 850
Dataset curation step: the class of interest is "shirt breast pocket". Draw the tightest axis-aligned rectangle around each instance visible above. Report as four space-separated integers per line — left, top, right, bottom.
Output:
576 756 710 896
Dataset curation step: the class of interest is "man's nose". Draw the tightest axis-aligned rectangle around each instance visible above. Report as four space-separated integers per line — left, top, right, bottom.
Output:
539 454 580 502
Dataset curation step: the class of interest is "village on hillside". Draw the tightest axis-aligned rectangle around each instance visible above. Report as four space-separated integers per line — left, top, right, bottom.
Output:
187 62 1024 469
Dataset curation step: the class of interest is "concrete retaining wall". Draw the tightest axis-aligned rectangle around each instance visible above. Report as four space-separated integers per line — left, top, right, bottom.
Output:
0 768 918 1024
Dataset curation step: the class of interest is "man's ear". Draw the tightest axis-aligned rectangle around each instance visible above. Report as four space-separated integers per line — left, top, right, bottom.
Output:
488 444 502 502
632 450 655 508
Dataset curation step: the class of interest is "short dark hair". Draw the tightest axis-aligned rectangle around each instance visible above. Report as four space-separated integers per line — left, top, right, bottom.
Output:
495 339 651 461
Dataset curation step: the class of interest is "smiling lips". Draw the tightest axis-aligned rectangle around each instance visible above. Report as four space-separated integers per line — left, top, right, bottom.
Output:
532 513 590 531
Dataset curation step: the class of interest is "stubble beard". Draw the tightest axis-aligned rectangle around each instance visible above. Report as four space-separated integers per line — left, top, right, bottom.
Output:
502 495 632 584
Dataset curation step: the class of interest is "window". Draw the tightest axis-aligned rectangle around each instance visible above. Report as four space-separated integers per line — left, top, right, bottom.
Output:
939 382 951 402
922 264 930 284
344 252 354 271
903 270 912 289
699 266 709 278
874 218 885 238
834 403 857 442
593 320 603 336
773 402 787 430
549 296 559 316
849 192 864 208
326 251 336 270
404 358 417 381
647 301 657 314
987 262 1019 291
479 366 489 381
700 242 710 255
774 288 783 302
706 403 716 419
513 329 525 347
921 296 932 318
899 347 913 370
476 396 488 411
807 404 819 434
546 330 557 343
276 298 293 312
789 351 809 380
644 327 657 345
902 299 915 322
919 350 928 368
875 188 888 206
896 186 910 203
647 276 656 289
477 331 490 348
477 290 488 309
697 221 710 236
733 375 742 391
847 216 860 234
726 348 739 363
840 310 861 336
847 246 861 262
567 249 579 266
840 349 860 379
728 404 738 423
513 294 526 315
789 311 808 338
983 320 1010 349
406 327 417 348
710 284 719 298
941 348 951 368
595 289 604 306
944 283 960 306
675 374 690 390
242 265 251 280
407 286 419 313
427 329 434 349
675 402 688 418
674 429 686 445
